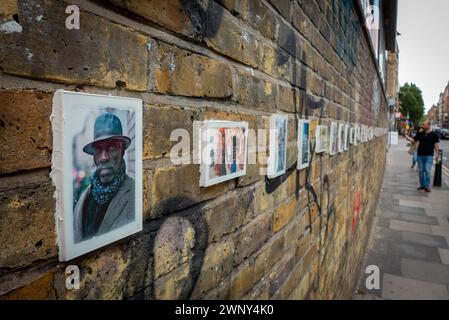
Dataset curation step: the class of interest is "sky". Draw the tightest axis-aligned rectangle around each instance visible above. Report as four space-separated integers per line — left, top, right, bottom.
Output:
397 0 449 112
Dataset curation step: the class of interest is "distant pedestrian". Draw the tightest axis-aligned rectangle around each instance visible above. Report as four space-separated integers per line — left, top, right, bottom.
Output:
405 120 440 192
408 126 421 170
408 141 418 170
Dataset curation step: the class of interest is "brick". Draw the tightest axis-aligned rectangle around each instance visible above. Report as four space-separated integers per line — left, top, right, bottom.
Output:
203 188 256 243
267 0 291 19
273 198 297 232
107 0 202 39
0 272 55 300
218 0 278 41
0 0 148 90
232 211 272 266
0 179 57 268
149 41 232 98
292 2 312 39
143 105 199 160
278 86 300 113
268 251 295 298
229 260 255 299
0 90 52 174
153 262 192 300
190 240 234 298
242 277 269 299
234 70 276 112
202 2 261 67
275 19 298 58
259 42 292 82
54 245 129 299
153 216 196 279
149 164 234 218
254 234 284 282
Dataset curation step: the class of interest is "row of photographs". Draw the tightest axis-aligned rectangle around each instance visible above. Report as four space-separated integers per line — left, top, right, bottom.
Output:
51 90 386 261
200 116 387 187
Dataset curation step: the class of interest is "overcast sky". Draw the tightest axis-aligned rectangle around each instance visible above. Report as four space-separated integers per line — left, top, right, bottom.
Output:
397 0 449 112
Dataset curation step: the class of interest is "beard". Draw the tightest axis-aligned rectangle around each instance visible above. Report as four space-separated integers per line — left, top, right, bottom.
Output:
91 161 126 205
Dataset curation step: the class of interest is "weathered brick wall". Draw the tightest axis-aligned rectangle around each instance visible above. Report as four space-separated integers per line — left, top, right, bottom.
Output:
0 0 388 299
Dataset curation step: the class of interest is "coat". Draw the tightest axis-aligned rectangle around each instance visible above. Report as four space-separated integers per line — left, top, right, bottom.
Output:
73 175 135 243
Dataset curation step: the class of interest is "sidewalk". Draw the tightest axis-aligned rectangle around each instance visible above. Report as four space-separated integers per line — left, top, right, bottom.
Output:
354 137 449 300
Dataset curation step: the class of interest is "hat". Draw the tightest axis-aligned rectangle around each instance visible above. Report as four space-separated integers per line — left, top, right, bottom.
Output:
83 112 131 155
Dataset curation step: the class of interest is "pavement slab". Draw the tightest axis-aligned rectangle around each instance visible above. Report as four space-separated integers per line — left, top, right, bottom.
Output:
354 138 449 299
381 273 449 300
400 258 449 285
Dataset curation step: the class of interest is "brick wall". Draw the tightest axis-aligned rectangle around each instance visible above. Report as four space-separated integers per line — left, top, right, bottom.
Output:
0 0 388 299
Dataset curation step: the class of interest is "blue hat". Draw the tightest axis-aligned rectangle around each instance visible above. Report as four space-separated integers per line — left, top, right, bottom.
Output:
83 113 131 155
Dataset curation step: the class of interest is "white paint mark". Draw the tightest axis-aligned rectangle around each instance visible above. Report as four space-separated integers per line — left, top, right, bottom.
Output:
36 15 44 22
0 20 23 34
146 42 152 51
241 30 249 41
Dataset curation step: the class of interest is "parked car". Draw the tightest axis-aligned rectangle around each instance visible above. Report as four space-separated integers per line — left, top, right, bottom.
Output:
440 129 449 139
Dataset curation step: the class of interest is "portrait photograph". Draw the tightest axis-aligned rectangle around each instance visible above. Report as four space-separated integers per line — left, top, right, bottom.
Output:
349 127 355 145
344 124 350 151
268 115 288 179
329 122 338 156
199 121 248 187
52 90 143 261
337 122 344 154
315 124 328 154
297 119 311 170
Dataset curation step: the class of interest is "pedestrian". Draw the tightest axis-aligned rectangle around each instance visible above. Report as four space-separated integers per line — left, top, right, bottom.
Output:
408 141 418 170
405 120 440 192
408 126 420 170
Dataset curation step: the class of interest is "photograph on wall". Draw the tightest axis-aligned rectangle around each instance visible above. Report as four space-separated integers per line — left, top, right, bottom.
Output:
349 127 355 145
329 122 338 156
267 115 288 178
315 124 329 154
344 124 350 151
297 119 311 170
199 121 248 187
337 123 344 153
51 90 143 261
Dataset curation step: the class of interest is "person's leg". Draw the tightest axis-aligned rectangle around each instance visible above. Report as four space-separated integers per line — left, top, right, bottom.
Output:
417 156 425 189
412 150 417 168
423 156 434 190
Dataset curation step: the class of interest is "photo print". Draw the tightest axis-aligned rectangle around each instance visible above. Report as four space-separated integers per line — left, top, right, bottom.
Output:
315 124 329 154
337 122 344 154
268 115 288 178
344 124 350 151
199 121 248 187
297 119 311 170
349 127 355 145
51 90 143 261
329 122 338 156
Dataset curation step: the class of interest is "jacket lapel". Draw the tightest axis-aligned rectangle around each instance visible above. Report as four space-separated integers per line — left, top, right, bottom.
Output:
97 177 132 234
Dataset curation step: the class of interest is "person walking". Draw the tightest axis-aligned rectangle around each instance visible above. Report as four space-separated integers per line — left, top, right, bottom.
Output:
408 126 421 170
405 120 440 192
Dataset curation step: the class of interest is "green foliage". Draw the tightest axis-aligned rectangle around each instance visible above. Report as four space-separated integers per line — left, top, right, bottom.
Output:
399 83 425 125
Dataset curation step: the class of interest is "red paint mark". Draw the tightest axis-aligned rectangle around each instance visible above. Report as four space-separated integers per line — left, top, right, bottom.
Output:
352 191 362 232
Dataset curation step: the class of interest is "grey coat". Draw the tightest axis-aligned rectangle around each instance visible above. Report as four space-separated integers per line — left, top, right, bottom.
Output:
73 175 135 243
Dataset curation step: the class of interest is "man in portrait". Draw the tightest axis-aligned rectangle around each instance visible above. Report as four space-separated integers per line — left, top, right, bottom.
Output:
73 112 135 243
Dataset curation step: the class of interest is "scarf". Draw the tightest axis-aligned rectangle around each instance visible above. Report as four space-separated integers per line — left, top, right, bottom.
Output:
91 162 126 205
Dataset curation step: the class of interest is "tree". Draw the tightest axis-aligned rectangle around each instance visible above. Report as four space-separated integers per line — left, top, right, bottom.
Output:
399 83 425 125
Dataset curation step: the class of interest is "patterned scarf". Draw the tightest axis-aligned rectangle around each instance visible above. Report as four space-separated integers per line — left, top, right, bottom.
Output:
91 162 126 205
